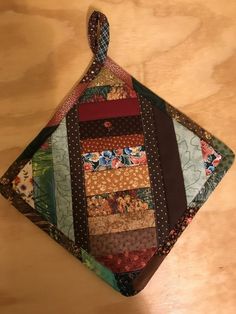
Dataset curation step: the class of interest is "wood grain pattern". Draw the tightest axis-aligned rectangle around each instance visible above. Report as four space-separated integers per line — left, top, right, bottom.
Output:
0 1 236 313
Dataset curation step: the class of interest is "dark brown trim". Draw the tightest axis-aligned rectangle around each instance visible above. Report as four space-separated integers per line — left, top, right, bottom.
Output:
66 106 90 251
152 103 187 229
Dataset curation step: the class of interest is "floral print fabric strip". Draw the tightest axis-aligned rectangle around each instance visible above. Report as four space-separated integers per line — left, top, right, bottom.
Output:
86 188 154 217
201 140 222 175
12 161 34 208
82 146 147 172
79 84 136 103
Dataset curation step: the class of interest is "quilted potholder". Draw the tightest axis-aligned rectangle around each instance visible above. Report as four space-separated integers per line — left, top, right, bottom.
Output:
0 11 234 296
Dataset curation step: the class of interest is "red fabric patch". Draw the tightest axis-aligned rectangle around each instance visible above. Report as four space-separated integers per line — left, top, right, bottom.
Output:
78 98 140 121
96 247 157 273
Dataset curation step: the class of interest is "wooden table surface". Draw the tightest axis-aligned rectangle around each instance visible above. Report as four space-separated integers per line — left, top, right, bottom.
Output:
0 1 235 313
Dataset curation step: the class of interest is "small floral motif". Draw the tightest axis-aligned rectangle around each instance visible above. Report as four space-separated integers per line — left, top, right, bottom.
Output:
82 145 147 172
201 140 222 175
103 121 113 130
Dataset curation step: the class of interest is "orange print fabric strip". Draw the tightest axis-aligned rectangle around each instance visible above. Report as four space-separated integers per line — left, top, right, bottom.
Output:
84 165 151 196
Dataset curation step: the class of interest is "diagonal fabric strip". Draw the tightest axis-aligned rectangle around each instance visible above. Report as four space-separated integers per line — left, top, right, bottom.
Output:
141 99 187 229
150 99 188 229
51 118 75 241
66 106 90 251
138 95 170 245
32 138 57 225
78 98 140 121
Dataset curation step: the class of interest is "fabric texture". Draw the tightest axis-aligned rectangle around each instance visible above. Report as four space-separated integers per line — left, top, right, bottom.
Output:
0 10 234 297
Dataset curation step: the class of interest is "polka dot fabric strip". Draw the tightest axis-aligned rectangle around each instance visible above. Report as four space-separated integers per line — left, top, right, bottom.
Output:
138 95 170 245
66 106 90 251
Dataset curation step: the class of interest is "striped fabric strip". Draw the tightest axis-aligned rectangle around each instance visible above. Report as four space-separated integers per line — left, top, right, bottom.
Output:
90 227 157 256
79 115 143 140
84 165 150 196
51 117 75 241
88 210 156 235
80 134 144 153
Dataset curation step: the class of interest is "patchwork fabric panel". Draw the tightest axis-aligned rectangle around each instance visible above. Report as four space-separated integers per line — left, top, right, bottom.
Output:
0 11 234 297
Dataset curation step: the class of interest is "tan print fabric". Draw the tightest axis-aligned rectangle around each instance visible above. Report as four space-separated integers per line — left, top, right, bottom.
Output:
88 67 124 87
88 210 156 235
84 165 151 196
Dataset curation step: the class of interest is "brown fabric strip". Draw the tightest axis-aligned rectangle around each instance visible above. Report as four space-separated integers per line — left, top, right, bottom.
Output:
152 101 188 229
79 115 143 140
138 95 170 245
66 106 90 251
90 227 157 256
80 134 144 153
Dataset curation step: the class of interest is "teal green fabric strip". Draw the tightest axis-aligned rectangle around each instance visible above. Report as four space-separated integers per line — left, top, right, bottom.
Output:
51 118 74 241
32 138 57 224
132 77 166 111
173 119 207 205
81 248 120 292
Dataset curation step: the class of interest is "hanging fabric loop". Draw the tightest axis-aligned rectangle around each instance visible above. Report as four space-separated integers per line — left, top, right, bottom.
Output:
88 11 110 63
